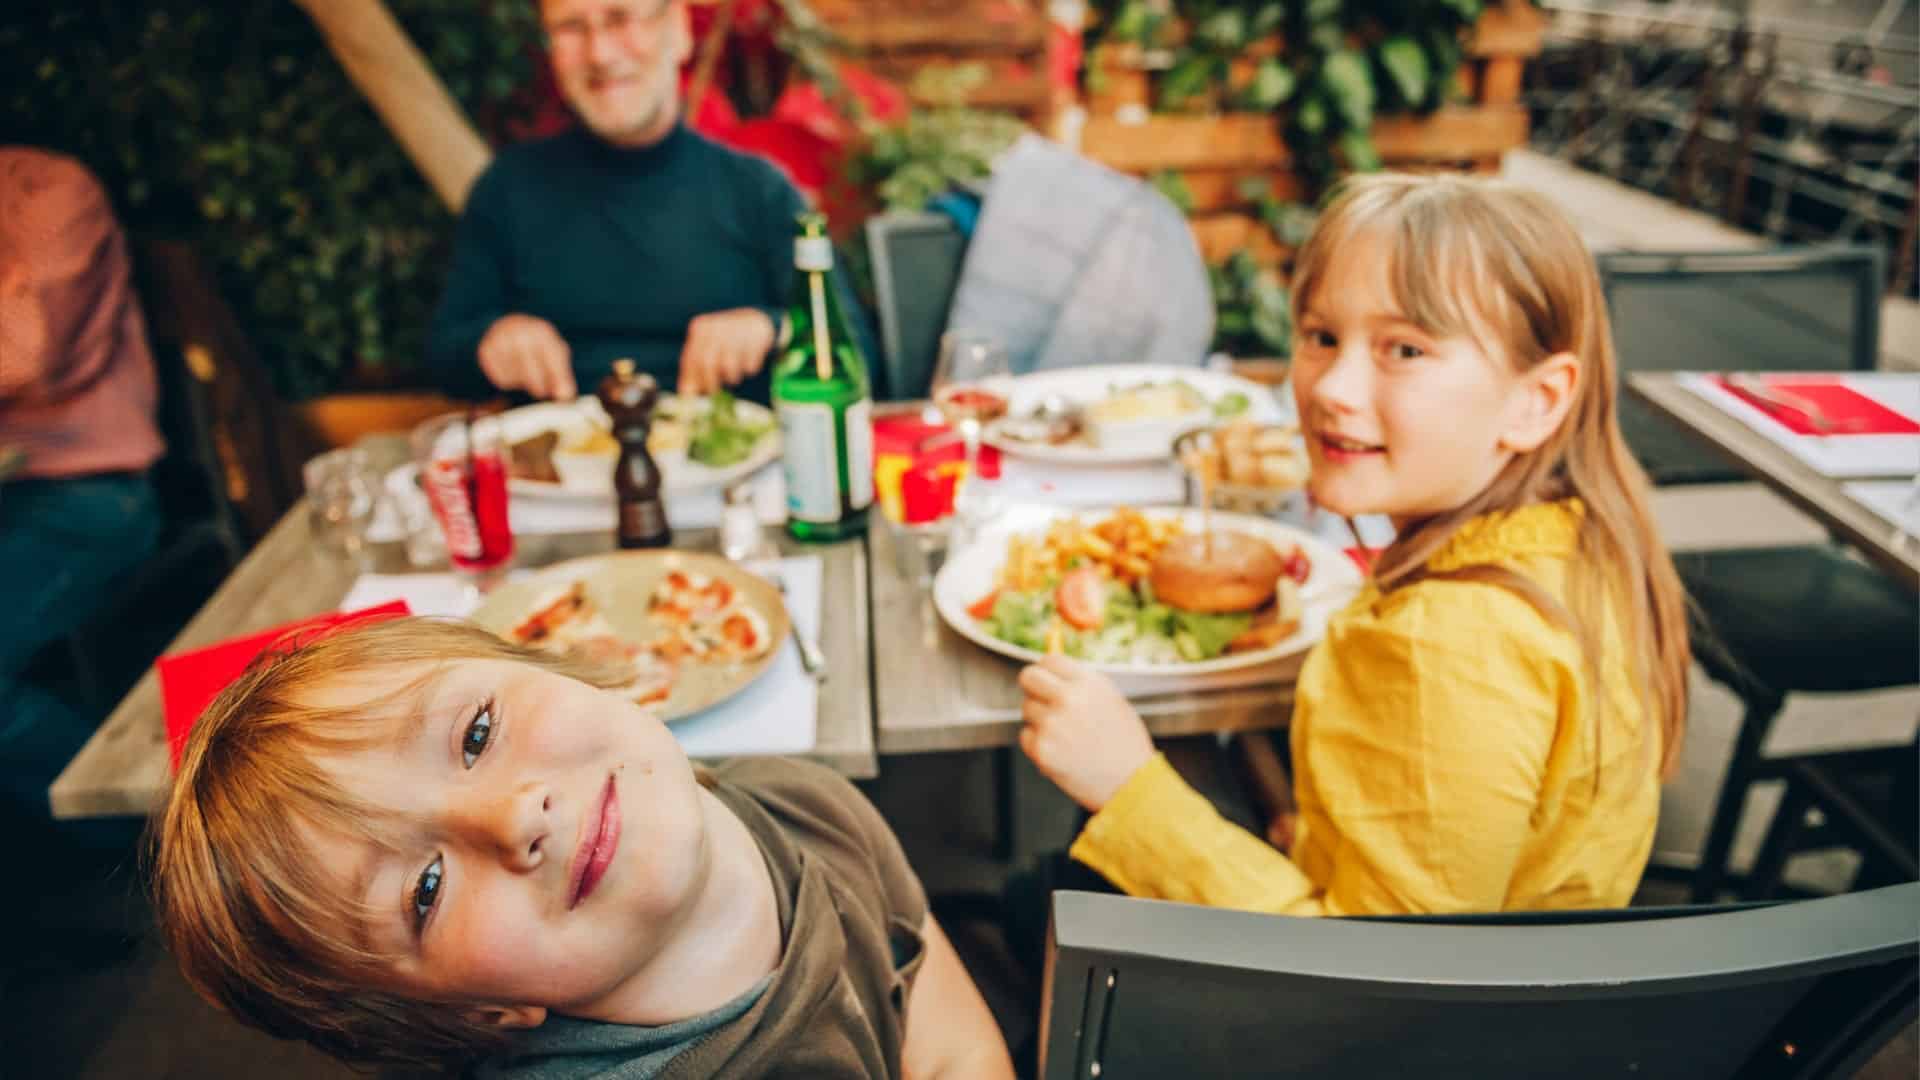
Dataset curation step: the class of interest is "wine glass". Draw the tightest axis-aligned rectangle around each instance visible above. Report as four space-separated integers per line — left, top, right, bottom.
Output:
930 329 1011 523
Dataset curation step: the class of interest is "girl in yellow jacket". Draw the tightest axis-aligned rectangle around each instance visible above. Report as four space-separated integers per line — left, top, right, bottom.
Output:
1017 173 1691 916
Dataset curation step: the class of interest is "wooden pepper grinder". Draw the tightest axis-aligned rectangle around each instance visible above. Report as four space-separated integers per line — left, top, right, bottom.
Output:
598 358 671 549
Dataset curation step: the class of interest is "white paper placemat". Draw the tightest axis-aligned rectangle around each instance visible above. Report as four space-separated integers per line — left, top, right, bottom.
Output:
1843 479 1920 533
338 555 821 760
670 555 820 759
1681 372 1920 479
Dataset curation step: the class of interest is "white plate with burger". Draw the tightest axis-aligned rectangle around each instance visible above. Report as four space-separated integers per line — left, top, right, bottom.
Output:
982 365 1287 467
932 504 1364 678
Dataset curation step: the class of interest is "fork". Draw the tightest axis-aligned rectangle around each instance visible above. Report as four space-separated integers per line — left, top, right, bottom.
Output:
767 569 828 681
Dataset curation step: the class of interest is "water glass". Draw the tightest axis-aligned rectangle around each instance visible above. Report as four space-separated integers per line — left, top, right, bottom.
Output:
303 447 379 564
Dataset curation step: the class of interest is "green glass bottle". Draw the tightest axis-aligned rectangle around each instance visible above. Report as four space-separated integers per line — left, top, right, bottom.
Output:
772 213 873 542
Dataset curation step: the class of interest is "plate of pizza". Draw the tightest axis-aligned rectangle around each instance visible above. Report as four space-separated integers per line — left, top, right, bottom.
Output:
469 551 791 721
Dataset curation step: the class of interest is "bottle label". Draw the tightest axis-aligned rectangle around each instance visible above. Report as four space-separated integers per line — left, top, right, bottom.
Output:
794 235 834 272
778 399 842 523
845 398 874 512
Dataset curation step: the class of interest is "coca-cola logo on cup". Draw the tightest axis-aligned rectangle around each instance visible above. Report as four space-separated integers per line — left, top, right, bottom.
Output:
424 460 483 560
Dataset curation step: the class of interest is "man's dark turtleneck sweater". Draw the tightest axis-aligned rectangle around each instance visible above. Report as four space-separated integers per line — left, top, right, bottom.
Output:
428 124 869 404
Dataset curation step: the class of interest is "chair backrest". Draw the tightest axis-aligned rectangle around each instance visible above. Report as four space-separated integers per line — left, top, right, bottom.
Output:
1040 883 1919 1080
134 238 289 544
864 210 969 401
1597 245 1884 485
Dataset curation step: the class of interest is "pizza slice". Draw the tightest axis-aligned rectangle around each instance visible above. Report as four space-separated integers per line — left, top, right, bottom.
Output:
510 582 592 645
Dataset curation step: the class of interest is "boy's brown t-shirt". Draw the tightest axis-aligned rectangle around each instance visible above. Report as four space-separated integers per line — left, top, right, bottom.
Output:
674 758 928 1078
482 757 928 1080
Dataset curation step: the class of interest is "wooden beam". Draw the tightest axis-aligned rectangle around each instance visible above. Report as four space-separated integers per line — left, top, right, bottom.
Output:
290 0 491 212
1468 0 1547 58
1082 105 1527 172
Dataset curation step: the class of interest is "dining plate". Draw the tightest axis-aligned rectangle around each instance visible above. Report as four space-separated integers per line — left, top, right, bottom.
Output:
982 365 1288 466
483 397 782 499
932 504 1363 678
469 550 791 721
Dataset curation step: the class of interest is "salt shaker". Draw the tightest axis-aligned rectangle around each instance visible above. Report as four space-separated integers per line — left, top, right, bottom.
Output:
720 481 773 562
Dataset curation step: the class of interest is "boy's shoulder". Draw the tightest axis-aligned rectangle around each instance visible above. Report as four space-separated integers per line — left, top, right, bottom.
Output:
710 757 925 925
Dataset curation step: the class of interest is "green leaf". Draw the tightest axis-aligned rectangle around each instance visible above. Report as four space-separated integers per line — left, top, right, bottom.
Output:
1321 49 1376 130
1296 94 1328 135
1339 129 1383 171
1156 53 1218 111
1238 58 1296 111
1194 10 1246 52
1376 34 1430 107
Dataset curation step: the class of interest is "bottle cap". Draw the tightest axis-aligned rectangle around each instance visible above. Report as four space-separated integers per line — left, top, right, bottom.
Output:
612 358 637 380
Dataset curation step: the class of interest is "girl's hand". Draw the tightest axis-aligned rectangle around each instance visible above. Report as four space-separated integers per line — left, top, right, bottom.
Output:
1017 655 1154 813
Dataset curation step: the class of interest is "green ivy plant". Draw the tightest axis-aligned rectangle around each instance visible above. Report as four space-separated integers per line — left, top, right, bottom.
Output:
1089 0 1482 190
1210 249 1292 357
842 65 1028 214
1 1 540 399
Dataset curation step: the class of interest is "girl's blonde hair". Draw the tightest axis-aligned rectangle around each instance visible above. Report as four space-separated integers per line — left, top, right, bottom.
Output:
1290 172 1689 780
147 617 661 1070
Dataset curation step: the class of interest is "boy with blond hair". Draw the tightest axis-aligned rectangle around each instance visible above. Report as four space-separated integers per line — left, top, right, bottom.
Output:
152 617 1011 1078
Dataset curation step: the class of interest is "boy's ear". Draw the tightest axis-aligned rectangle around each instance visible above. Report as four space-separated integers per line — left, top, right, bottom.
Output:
1499 351 1580 454
466 1004 548 1030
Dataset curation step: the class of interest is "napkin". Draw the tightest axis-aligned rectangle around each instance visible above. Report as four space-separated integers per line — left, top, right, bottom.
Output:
158 601 411 769
1714 375 1920 436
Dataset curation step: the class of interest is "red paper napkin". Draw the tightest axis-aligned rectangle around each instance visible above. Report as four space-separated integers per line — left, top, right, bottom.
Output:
1714 375 1920 436
158 601 411 770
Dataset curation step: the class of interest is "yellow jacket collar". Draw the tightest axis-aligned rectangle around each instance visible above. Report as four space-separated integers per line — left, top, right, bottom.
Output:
1424 499 1583 573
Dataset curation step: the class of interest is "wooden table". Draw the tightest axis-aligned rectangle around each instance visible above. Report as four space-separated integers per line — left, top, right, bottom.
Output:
868 516 1301 755
50 499 877 821
1628 372 1920 592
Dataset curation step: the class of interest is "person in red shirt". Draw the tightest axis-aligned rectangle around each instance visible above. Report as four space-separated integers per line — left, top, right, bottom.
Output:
0 146 165 824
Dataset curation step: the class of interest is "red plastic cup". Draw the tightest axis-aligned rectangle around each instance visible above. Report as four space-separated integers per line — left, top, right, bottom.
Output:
412 412 515 589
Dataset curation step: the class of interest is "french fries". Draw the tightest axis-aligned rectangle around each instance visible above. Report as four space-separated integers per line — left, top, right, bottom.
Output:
994 508 1184 592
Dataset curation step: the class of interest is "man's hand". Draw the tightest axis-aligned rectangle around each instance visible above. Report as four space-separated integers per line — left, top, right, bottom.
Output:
676 308 776 396
1017 655 1156 813
478 313 575 400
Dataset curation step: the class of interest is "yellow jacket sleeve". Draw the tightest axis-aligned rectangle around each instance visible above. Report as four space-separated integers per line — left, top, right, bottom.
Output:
1071 753 1322 914
1071 582 1566 917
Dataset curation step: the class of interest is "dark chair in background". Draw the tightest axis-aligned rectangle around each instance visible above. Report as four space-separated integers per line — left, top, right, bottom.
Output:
1744 729 1918 901
864 210 969 401
1598 246 1884 485
1598 246 1918 902
1040 884 1919 1079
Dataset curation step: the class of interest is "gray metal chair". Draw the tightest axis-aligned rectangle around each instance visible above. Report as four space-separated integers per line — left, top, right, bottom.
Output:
1598 245 1918 902
1598 246 1884 485
1040 883 1919 1079
864 209 969 401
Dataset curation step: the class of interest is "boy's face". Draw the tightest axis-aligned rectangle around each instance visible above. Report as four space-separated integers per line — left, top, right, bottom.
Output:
300 657 711 1025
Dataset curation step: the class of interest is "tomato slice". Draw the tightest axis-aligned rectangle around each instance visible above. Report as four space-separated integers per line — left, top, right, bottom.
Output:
1283 548 1312 584
966 589 1001 621
1055 567 1108 631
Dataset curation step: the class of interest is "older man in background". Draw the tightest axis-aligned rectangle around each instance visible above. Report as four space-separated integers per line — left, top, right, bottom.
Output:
429 0 868 403
0 147 164 824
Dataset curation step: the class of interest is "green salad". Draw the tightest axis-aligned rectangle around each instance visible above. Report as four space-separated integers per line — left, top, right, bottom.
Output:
977 571 1251 664
688 390 775 467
